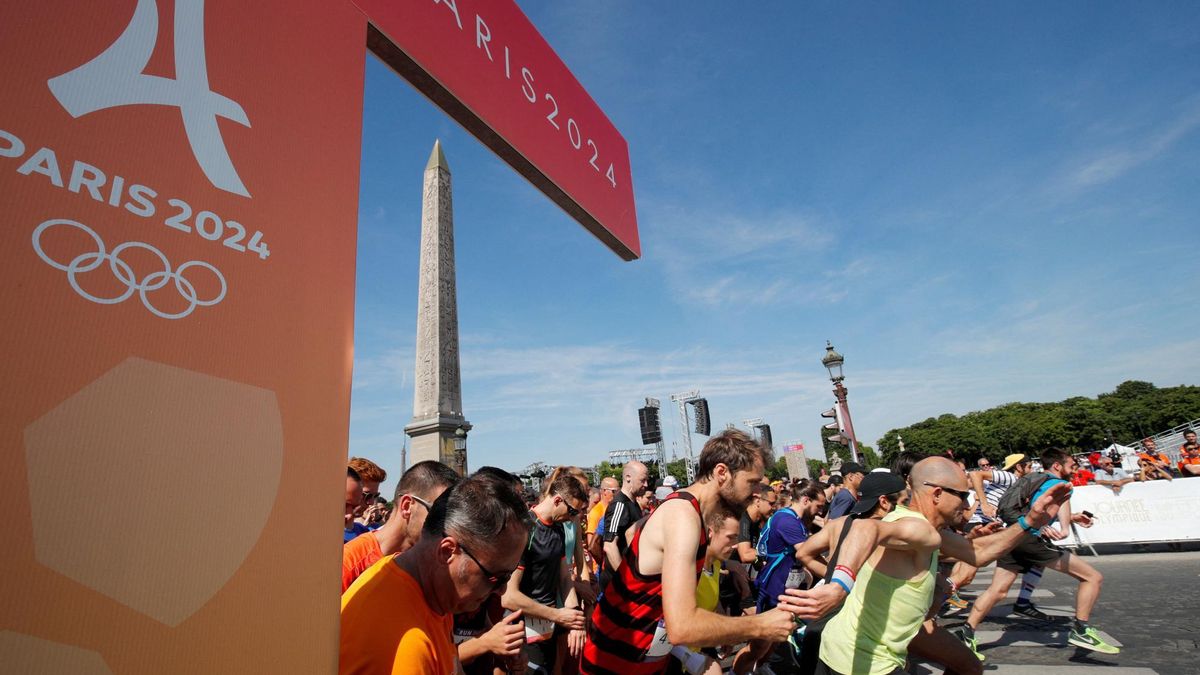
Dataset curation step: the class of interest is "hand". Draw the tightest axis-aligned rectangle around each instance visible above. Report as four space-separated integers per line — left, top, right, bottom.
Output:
966 521 1003 540
1043 525 1067 541
755 607 800 641
776 583 845 621
981 503 998 519
1025 482 1072 529
481 610 526 657
567 628 586 657
1071 513 1094 528
554 607 586 630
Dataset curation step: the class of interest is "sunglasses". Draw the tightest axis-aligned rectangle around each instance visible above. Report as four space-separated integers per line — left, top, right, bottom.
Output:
362 491 379 502
923 481 971 502
559 496 581 518
459 542 512 588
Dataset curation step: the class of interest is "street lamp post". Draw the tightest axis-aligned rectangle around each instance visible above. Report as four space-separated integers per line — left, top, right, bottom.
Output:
453 425 468 476
822 341 860 464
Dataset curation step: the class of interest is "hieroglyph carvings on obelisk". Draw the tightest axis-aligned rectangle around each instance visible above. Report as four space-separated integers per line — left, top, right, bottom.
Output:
404 141 471 473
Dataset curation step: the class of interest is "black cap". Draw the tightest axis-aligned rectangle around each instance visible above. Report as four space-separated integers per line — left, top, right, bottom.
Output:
840 462 866 476
848 471 907 516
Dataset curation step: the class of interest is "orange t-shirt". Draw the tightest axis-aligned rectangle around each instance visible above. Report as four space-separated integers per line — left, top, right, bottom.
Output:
340 555 456 674
1139 451 1169 466
342 531 383 593
1178 443 1200 469
586 501 606 536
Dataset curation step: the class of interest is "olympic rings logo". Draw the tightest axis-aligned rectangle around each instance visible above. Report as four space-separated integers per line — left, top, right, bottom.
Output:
32 219 227 320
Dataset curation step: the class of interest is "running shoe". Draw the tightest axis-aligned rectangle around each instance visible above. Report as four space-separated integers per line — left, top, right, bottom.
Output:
944 591 969 611
954 627 986 662
1011 601 1051 620
1067 625 1121 654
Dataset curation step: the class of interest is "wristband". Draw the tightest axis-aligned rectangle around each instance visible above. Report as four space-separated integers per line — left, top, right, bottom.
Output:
830 565 856 594
1017 516 1035 533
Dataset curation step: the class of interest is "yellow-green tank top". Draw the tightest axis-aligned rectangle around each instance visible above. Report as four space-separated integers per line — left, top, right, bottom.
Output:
818 505 938 675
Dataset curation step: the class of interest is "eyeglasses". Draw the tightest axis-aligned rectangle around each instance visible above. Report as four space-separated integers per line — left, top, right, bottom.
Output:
459 542 512 588
923 481 971 502
405 494 432 509
362 491 379 502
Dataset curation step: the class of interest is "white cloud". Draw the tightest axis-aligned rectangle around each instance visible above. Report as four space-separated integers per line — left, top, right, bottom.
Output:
1059 95 1200 192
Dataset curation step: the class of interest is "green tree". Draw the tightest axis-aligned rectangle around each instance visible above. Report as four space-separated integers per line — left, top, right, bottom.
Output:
766 456 789 481
593 461 622 482
665 459 689 486
878 381 1200 456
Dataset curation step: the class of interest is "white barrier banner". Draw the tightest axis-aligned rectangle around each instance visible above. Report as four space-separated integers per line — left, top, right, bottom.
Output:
1068 480 1200 545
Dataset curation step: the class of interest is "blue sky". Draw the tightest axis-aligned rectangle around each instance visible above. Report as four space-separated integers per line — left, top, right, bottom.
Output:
349 2 1200 494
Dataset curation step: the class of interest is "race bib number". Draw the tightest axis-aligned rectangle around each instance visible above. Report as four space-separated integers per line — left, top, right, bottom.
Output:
523 615 555 643
646 619 672 658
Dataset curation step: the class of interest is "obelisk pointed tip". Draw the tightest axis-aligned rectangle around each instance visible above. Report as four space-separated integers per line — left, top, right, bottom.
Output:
426 139 449 172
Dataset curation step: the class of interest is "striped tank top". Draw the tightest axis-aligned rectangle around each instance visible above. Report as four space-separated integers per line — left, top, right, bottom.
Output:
581 491 708 675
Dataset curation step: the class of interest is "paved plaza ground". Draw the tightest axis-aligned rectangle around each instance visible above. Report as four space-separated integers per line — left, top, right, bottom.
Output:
926 544 1200 674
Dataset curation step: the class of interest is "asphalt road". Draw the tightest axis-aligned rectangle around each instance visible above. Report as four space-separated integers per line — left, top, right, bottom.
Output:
931 544 1200 674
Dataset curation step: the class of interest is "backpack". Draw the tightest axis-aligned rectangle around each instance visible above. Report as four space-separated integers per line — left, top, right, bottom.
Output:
996 471 1052 525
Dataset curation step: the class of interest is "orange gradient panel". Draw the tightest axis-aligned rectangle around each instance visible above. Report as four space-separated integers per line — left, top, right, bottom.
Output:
0 1 367 672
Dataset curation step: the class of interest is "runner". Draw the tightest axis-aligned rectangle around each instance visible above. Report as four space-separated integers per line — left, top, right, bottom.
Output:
732 482 826 674
721 484 775 619
960 449 1120 655
781 457 1072 675
501 473 590 673
948 453 1051 620
340 474 532 674
599 460 649 589
342 460 460 592
580 430 811 674
826 463 865 519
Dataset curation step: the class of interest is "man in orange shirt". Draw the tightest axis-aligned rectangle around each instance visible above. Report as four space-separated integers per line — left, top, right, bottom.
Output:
344 467 364 532
346 457 388 542
340 473 533 674
586 476 618 572
1137 438 1174 481
1178 430 1200 477
342 460 460 592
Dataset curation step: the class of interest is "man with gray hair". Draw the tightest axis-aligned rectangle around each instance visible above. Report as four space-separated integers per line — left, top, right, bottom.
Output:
340 473 532 674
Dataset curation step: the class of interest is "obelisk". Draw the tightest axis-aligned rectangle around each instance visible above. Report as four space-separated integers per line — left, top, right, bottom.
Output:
404 140 471 474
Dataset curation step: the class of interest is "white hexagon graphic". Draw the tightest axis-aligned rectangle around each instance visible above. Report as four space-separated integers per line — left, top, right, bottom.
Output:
23 357 283 626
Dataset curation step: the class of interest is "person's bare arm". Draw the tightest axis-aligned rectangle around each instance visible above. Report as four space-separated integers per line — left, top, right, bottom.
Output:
971 470 993 517
657 502 794 646
501 568 581 626
573 530 590 583
735 541 757 565
776 518 881 620
874 517 941 552
939 482 1073 564
603 540 622 572
795 522 833 578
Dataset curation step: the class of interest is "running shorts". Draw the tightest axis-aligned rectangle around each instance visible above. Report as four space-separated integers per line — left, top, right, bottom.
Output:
997 532 1064 573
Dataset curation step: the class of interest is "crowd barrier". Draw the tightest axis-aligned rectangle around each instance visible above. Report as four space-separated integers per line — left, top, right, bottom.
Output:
1066 479 1200 545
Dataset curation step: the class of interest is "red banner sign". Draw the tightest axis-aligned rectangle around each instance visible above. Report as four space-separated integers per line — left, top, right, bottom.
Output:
355 0 642 260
